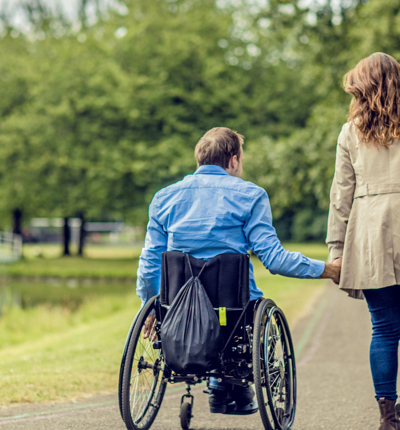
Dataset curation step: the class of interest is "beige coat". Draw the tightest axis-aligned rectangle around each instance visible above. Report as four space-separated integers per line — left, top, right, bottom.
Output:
327 122 400 299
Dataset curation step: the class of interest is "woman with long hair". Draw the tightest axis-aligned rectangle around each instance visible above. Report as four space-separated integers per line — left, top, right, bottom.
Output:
327 52 400 430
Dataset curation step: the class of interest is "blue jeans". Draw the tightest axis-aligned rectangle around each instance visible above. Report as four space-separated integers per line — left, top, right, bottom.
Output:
209 377 225 391
363 286 400 400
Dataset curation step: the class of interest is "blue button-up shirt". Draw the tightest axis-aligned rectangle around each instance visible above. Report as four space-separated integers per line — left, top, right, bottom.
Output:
137 165 325 305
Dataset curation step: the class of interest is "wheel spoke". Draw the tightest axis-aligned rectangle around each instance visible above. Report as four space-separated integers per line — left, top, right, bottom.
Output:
253 301 296 430
130 371 140 417
121 300 167 429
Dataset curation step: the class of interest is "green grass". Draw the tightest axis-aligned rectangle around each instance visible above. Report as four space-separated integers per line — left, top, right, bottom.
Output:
252 259 326 325
277 242 329 261
3 242 328 279
0 285 136 348
252 242 329 323
0 302 138 403
21 243 143 259
0 242 329 405
3 257 138 278
1 244 141 278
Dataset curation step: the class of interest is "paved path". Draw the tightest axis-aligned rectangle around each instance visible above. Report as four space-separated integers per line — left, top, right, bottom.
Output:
0 285 392 429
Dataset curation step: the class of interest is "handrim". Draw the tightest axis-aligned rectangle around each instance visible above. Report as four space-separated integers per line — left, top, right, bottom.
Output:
253 299 296 430
121 298 167 430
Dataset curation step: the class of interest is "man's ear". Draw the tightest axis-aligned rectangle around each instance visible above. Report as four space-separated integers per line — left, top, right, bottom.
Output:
230 155 238 169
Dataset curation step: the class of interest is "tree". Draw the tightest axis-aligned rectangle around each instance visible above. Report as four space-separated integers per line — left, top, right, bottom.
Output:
1 0 258 251
2 0 400 247
242 0 367 241
0 35 48 234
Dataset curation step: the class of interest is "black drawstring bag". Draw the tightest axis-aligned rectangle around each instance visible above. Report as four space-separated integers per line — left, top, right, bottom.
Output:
161 255 223 374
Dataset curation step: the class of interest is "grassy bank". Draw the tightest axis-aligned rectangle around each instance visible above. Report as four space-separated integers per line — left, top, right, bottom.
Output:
21 244 143 260
2 244 141 278
0 301 138 403
2 242 328 278
2 257 137 278
0 243 329 405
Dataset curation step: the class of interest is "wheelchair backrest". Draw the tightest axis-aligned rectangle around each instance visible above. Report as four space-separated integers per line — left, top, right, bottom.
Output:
160 251 250 308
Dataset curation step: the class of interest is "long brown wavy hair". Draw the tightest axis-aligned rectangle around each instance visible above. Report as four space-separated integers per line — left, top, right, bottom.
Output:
344 52 400 146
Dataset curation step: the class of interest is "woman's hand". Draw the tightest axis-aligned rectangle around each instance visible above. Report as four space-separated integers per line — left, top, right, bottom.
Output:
331 257 342 268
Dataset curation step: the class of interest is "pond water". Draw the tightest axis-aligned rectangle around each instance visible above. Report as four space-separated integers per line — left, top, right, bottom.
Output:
0 277 134 313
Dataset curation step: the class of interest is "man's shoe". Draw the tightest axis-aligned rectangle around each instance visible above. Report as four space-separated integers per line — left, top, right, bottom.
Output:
208 389 229 414
224 399 259 415
232 385 255 408
222 385 258 415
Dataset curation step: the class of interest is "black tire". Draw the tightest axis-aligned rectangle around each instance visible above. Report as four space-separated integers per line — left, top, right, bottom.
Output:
253 299 297 430
121 297 167 430
119 309 141 421
180 402 192 430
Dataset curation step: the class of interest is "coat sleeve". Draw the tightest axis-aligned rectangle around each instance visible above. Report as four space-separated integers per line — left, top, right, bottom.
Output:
326 124 356 260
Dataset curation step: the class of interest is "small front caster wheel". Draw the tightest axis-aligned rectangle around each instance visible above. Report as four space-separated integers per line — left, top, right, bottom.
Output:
180 402 192 430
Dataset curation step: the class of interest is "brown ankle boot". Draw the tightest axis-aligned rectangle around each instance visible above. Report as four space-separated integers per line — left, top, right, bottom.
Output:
378 398 400 430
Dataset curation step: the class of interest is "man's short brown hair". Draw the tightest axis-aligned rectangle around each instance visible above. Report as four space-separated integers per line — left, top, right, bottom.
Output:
194 127 244 169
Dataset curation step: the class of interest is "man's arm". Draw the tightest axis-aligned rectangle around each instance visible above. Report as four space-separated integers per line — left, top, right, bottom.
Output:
136 197 168 307
244 190 339 283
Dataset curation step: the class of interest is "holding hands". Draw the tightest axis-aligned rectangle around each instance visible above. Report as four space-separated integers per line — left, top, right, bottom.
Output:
332 257 342 267
320 257 342 285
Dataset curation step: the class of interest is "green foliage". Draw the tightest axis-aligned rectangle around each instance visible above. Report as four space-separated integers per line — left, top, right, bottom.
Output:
242 0 373 241
0 0 399 239
0 0 270 226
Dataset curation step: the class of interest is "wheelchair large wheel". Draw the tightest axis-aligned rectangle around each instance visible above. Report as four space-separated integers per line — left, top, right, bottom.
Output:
253 299 297 430
121 297 167 430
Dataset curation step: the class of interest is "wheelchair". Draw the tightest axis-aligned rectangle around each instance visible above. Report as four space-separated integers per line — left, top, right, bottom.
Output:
119 252 296 430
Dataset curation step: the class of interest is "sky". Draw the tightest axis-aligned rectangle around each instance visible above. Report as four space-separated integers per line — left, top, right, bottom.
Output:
0 0 81 18
0 0 124 32
0 0 352 33
0 0 80 31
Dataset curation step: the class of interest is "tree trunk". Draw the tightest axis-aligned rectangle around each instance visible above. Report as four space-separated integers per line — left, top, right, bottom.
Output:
12 208 22 235
78 212 85 257
63 217 71 256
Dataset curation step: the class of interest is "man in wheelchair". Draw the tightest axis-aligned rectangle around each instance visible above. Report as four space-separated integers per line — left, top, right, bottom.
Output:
136 127 340 417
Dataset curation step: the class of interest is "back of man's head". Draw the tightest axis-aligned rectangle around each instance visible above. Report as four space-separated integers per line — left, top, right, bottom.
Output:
195 127 244 169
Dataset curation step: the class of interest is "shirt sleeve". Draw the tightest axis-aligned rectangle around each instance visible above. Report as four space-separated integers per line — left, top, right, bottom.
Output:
326 124 356 260
136 195 168 307
244 190 325 278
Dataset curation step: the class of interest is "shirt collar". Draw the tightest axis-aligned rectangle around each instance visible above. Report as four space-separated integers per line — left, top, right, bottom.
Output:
194 165 229 176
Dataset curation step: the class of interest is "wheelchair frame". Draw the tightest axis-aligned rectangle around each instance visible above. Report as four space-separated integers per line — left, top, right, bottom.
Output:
119 294 297 430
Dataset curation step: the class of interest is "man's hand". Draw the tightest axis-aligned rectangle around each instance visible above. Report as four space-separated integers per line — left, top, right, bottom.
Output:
320 260 342 285
143 314 157 340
